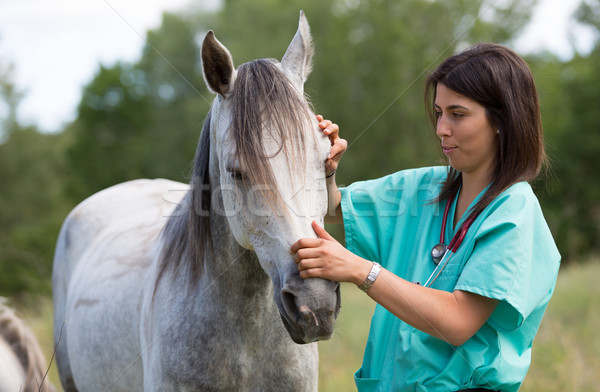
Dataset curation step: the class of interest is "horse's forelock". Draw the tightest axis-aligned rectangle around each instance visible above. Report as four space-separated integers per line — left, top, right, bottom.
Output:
231 59 313 212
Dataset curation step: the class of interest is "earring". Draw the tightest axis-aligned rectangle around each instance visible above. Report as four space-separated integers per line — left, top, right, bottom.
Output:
496 129 500 134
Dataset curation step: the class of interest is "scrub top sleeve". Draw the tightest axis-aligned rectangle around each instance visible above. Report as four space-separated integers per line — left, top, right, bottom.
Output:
455 191 560 331
340 185 381 263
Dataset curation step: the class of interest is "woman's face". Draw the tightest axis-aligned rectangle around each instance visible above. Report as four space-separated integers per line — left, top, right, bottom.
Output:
434 83 498 181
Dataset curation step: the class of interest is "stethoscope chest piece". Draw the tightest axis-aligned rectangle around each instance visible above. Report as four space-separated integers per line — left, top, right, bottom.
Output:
427 191 483 286
431 243 447 265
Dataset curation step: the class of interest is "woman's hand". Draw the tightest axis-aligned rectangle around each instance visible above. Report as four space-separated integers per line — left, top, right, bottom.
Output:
317 115 346 223
317 115 347 177
291 221 371 285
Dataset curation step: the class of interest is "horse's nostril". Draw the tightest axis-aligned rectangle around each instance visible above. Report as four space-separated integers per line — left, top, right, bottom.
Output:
299 305 319 328
281 288 298 322
281 289 320 328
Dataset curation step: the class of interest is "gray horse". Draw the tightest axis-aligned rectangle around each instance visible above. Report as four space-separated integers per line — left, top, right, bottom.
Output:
52 11 340 391
0 298 55 392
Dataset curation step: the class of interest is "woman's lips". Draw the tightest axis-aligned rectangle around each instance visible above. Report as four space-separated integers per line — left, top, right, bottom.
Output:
442 146 457 154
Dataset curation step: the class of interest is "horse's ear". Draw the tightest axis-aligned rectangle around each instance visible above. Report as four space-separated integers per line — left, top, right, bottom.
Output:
281 10 313 85
201 31 236 97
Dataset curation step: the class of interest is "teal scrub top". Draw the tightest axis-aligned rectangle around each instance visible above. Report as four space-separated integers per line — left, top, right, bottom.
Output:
340 166 560 392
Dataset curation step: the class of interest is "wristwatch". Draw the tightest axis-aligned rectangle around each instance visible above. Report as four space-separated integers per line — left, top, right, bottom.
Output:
358 262 382 292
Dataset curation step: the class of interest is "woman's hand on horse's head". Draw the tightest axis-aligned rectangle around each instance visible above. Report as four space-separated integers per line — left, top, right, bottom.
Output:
291 221 369 285
316 115 347 174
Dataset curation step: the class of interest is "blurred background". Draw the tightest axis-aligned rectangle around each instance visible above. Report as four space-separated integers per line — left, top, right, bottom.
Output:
0 0 599 390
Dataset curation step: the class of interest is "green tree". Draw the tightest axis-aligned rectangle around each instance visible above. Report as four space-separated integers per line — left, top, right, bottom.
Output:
529 0 600 259
66 63 152 199
0 65 21 142
136 12 211 181
0 67 72 296
538 49 600 258
575 0 600 32
67 12 211 202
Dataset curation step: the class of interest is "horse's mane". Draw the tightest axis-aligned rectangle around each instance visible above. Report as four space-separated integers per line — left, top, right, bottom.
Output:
0 298 55 392
157 59 313 288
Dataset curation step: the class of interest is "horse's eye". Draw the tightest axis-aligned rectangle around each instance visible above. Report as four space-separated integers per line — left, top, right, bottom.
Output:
227 168 246 181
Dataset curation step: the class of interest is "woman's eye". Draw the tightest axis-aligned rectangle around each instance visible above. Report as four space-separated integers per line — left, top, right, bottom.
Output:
452 112 464 118
435 111 442 119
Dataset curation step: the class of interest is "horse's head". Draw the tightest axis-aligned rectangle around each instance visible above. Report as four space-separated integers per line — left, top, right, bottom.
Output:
201 11 340 344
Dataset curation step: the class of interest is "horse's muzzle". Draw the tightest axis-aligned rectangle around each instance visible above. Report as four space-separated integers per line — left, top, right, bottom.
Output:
279 279 341 344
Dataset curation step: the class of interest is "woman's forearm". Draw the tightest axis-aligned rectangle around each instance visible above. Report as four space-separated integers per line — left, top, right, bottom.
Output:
365 267 498 346
325 174 343 224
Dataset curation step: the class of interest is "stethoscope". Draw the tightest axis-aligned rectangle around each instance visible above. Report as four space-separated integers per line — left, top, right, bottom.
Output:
422 192 481 287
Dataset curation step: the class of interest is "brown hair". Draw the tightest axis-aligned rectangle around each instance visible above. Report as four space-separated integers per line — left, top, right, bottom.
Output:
425 43 547 219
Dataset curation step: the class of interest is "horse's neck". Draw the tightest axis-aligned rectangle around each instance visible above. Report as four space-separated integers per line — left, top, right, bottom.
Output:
203 208 273 304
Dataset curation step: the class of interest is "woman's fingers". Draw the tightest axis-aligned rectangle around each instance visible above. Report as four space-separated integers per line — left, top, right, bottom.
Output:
323 122 338 136
329 137 347 160
316 115 339 137
315 114 346 162
290 237 321 255
298 263 326 279
291 222 336 254
312 221 335 241
296 256 321 270
294 247 324 263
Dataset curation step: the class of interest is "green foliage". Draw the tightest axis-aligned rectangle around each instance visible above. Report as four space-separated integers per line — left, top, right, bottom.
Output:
538 49 600 258
66 63 152 198
66 12 211 202
0 67 73 296
0 65 22 141
575 0 600 32
0 126 72 296
527 0 600 258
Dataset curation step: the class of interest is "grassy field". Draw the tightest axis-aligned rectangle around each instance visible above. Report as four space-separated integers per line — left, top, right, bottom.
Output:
14 259 600 391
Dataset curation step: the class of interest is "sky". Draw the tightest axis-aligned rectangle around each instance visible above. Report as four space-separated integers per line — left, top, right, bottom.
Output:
0 0 596 133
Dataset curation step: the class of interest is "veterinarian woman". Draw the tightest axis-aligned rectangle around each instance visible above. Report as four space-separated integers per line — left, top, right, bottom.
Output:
292 43 560 392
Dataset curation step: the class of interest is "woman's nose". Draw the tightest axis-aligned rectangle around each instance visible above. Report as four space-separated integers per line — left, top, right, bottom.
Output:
436 116 451 138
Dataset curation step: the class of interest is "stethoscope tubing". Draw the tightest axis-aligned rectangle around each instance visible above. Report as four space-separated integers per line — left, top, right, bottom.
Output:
425 192 482 287
424 249 453 287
